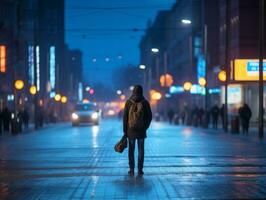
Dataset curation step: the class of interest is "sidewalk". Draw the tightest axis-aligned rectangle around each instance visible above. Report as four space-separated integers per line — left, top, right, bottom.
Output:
0 122 68 138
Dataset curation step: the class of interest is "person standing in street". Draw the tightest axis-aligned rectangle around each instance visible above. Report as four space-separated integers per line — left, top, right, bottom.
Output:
22 108 29 129
2 107 11 132
238 103 252 134
123 85 152 176
220 104 225 130
167 109 174 124
211 105 220 129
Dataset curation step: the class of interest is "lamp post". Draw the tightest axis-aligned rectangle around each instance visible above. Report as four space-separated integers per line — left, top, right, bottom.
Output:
14 80 24 112
13 80 24 134
224 0 231 132
151 48 160 85
139 64 146 88
181 19 209 115
259 0 264 138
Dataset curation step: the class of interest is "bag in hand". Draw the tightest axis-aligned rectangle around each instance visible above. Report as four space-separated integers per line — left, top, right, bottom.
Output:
114 135 127 153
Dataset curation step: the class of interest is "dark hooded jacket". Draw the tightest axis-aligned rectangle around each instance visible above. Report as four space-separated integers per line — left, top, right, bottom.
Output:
123 86 152 139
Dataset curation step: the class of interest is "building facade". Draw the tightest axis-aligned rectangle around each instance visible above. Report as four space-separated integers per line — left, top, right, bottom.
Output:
0 0 83 121
139 0 266 121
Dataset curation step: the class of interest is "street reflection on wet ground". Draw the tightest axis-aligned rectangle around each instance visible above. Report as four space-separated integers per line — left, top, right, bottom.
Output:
1 119 266 199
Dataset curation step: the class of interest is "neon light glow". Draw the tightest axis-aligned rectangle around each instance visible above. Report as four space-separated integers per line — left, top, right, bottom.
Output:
49 46 56 90
28 46 34 84
78 82 83 101
0 45 7 73
36 46 40 91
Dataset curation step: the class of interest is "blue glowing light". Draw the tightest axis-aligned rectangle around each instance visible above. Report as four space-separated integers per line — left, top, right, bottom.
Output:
50 46 56 91
169 86 184 94
28 46 34 85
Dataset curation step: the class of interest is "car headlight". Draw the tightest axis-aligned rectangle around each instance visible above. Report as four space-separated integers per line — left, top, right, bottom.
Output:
72 113 79 120
91 112 98 120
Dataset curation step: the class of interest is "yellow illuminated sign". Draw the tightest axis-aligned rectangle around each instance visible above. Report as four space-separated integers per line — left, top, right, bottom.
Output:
234 59 266 81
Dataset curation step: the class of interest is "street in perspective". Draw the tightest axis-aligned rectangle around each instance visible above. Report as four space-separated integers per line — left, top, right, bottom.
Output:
1 0 266 199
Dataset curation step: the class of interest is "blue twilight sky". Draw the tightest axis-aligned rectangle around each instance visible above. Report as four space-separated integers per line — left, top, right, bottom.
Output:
65 0 176 86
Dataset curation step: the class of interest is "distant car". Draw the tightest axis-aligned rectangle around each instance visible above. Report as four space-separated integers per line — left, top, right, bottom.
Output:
71 103 100 126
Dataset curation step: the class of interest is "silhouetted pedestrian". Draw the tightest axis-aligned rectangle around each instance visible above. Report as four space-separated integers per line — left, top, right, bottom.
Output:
123 85 152 176
167 109 175 124
192 106 199 127
22 108 29 129
2 107 10 132
211 105 220 129
238 103 252 134
198 107 205 127
220 104 225 129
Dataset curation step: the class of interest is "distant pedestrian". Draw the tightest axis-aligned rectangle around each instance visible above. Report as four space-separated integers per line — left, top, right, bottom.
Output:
192 106 199 127
167 109 174 124
181 106 188 125
238 103 252 134
2 107 11 132
211 105 220 129
123 85 152 176
205 109 211 128
22 108 29 129
198 107 205 127
220 104 225 129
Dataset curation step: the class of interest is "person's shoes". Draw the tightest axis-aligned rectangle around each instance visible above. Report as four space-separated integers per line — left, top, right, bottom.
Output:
138 170 144 175
128 170 134 176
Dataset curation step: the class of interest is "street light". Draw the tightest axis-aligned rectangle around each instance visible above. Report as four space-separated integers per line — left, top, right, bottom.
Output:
151 92 162 101
160 74 174 87
183 82 192 91
117 90 122 95
14 80 24 90
120 94 126 100
181 19 192 25
139 64 146 70
29 85 37 95
151 48 159 53
218 70 227 82
85 86 91 91
198 77 207 87
54 94 61 102
61 96 67 104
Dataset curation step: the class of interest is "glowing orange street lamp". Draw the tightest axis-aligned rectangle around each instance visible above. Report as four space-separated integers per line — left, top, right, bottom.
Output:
54 94 61 102
61 96 67 104
218 70 227 82
198 77 206 87
151 92 162 101
183 82 192 91
14 80 24 90
29 85 37 95
160 74 174 87
120 94 126 100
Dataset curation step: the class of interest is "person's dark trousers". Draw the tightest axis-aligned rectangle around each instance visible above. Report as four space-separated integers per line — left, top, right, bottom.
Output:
242 119 249 134
128 138 145 171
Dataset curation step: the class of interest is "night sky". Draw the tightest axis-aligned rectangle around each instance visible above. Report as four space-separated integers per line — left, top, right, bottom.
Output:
65 0 175 86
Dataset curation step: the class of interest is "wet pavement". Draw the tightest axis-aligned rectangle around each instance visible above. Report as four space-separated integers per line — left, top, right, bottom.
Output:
1 119 266 199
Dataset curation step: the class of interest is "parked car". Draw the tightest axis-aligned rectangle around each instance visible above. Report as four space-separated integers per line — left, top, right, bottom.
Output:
71 103 100 126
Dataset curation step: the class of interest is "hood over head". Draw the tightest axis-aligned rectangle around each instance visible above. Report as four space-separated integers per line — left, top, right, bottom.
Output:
130 85 144 102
